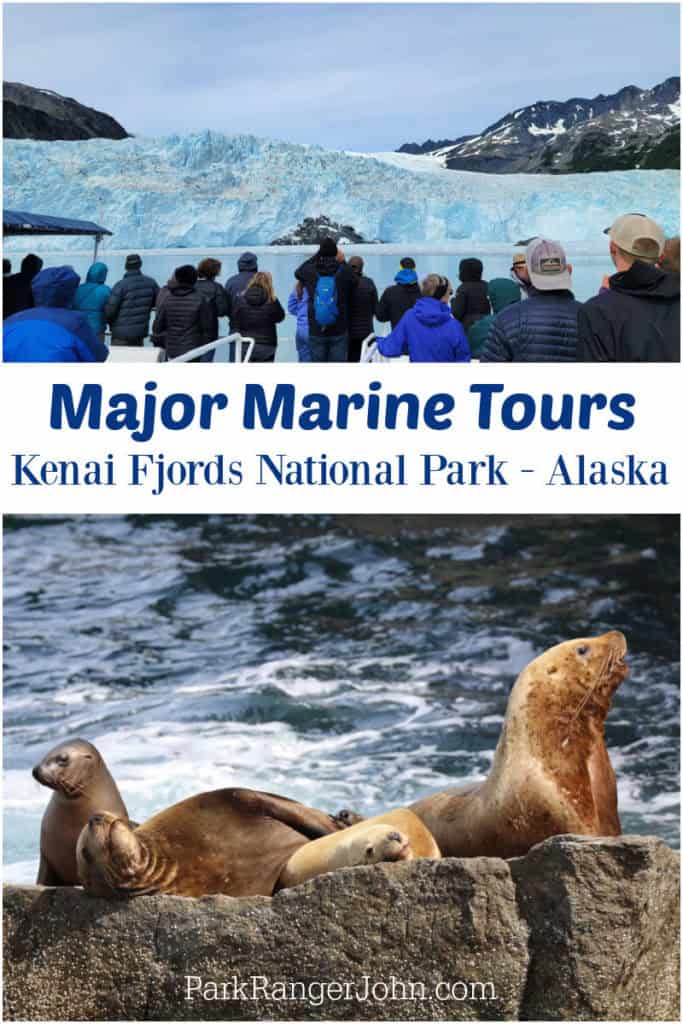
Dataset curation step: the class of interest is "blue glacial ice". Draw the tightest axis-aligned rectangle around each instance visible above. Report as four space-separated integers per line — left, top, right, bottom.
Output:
3 131 679 250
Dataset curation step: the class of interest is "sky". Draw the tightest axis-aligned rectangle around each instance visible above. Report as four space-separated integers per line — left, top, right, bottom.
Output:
3 3 680 151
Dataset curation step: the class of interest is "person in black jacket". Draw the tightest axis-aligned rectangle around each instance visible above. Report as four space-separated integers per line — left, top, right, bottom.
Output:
294 238 358 362
347 256 378 361
451 258 490 332
105 254 159 346
578 214 679 362
376 257 420 330
196 257 229 362
225 252 258 333
233 271 285 362
3 253 44 319
480 239 579 362
150 264 212 361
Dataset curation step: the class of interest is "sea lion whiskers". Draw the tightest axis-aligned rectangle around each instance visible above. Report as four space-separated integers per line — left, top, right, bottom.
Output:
561 652 612 746
59 778 90 799
561 641 627 747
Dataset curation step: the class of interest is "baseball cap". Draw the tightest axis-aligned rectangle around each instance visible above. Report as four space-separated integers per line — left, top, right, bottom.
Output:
526 238 572 291
604 213 665 260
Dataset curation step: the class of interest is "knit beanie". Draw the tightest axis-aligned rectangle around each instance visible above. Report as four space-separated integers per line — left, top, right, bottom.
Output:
175 264 198 286
459 258 484 283
125 253 142 270
318 237 338 259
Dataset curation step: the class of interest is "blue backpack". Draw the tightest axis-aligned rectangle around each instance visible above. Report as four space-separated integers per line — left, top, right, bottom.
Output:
313 274 339 328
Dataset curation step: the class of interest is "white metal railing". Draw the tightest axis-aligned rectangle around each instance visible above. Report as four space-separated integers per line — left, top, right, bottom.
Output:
359 332 410 363
167 334 255 364
106 330 406 364
106 333 256 364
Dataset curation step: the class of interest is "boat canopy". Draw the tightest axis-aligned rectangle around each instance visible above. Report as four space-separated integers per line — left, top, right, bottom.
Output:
3 209 112 259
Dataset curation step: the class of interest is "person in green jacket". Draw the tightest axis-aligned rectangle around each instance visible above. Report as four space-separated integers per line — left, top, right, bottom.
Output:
467 278 521 357
72 262 112 342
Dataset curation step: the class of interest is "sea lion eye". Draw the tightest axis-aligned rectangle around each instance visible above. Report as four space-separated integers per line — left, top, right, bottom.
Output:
365 846 374 858
576 644 590 657
56 755 69 766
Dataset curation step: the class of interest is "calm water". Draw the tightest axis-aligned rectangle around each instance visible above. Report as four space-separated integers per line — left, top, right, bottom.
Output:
10 242 611 362
3 514 679 882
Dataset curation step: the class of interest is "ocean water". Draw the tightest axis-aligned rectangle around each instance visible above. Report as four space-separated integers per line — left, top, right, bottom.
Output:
3 514 679 883
11 242 612 362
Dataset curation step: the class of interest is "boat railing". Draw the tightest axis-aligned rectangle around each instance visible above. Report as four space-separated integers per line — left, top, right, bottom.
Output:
167 334 255 363
106 333 256 364
360 333 410 363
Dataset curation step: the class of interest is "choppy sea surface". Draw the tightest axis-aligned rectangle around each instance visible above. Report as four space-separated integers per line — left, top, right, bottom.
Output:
3 514 679 881
10 243 612 362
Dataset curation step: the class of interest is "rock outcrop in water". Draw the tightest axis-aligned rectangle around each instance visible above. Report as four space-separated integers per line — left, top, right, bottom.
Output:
270 215 378 245
3 835 679 1021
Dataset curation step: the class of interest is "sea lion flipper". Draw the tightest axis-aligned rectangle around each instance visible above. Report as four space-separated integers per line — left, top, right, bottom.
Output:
331 808 365 828
36 853 61 886
231 789 341 839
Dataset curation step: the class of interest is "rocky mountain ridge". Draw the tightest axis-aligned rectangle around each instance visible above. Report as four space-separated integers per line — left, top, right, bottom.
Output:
399 77 680 173
3 81 129 141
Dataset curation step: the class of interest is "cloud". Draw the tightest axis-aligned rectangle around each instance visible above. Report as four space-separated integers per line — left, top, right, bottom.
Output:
3 3 679 150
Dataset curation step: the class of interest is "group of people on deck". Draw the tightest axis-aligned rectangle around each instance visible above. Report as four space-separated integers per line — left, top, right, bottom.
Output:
3 211 679 362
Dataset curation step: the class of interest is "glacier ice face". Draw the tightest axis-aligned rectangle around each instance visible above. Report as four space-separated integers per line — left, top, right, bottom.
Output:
3 131 679 250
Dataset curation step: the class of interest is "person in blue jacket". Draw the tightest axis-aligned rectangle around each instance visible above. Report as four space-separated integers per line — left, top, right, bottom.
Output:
72 261 111 341
3 266 109 362
287 281 310 362
376 274 470 363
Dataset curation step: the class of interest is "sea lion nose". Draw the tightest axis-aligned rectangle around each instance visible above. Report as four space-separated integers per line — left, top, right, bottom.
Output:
388 831 402 843
605 630 628 656
31 765 42 782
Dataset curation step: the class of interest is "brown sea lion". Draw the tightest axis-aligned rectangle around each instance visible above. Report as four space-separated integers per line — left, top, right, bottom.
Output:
76 790 439 899
77 787 342 898
409 631 629 858
33 738 128 885
277 809 441 889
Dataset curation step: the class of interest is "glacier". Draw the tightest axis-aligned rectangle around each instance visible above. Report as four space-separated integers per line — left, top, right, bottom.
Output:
3 131 679 250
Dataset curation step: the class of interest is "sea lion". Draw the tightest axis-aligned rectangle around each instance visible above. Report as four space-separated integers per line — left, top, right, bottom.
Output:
33 738 128 885
409 631 629 858
76 790 439 899
77 787 343 899
277 808 441 889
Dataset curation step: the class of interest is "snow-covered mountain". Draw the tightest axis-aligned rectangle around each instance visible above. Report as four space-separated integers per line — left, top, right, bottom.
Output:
399 77 680 173
3 132 679 249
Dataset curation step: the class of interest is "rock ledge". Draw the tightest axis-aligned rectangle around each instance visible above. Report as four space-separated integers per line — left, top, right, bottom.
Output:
3 835 679 1021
